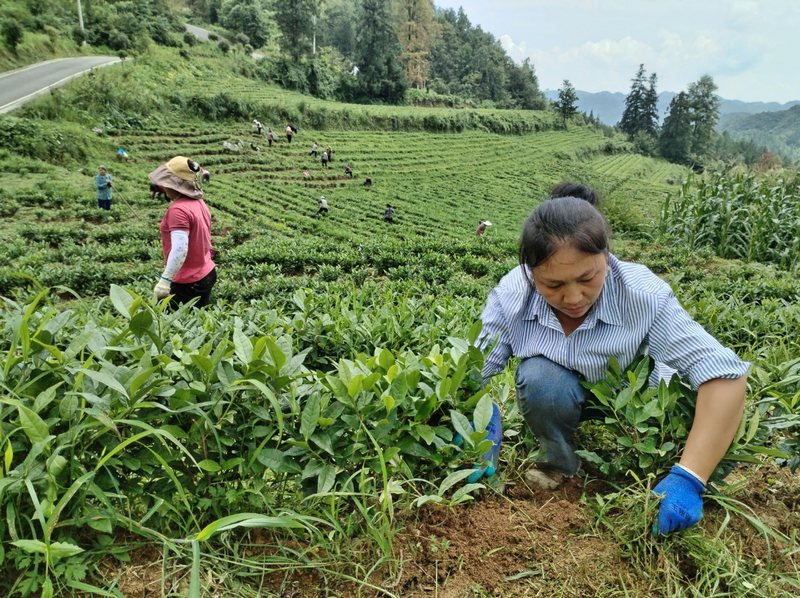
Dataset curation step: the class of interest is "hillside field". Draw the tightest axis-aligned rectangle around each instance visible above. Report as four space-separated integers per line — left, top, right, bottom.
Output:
0 44 798 598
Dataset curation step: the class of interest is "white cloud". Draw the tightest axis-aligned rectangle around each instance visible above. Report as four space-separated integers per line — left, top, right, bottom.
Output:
437 0 800 101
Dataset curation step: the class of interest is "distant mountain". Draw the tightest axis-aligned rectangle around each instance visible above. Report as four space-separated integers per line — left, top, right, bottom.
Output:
718 105 800 161
544 89 800 127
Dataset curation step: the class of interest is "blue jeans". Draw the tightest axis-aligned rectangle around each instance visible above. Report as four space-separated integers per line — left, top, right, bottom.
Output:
515 356 592 476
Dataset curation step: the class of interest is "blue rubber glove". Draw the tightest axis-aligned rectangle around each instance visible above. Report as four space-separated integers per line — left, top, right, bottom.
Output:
466 403 502 483
652 464 705 535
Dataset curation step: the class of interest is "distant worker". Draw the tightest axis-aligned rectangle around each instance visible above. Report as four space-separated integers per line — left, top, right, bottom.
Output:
320 149 329 169
363 176 373 188
325 147 333 163
253 119 263 135
476 219 492 237
384 203 394 223
286 125 294 143
116 148 129 162
95 165 113 210
150 155 217 308
343 164 353 178
310 142 318 158
267 128 275 147
317 196 329 216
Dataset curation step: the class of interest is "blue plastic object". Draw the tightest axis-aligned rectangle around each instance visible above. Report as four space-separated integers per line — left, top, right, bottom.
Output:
465 402 502 483
652 464 705 535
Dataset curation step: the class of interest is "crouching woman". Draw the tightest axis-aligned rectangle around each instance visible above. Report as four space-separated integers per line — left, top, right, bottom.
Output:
479 195 748 534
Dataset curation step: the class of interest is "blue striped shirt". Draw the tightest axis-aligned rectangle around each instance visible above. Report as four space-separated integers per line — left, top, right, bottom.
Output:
479 254 749 388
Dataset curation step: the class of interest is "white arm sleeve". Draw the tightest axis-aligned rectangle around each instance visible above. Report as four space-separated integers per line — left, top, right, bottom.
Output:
160 230 189 281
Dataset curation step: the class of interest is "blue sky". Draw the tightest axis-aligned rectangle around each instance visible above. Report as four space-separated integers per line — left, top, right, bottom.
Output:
434 0 800 103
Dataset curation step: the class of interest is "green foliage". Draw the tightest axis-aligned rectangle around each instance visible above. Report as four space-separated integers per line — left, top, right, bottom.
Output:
353 0 407 104
273 0 316 59
2 20 23 53
579 357 693 480
553 79 578 125
659 91 693 164
620 65 659 139
0 285 493 592
221 0 269 48
0 116 90 164
660 171 800 270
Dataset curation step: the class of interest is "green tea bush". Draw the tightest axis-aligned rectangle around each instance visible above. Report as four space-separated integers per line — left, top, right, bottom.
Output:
579 357 692 480
0 285 499 593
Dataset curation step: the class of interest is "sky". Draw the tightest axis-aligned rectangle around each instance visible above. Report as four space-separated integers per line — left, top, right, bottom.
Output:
434 0 800 103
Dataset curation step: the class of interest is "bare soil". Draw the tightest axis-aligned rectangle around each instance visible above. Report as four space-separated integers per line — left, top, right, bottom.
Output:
97 464 799 597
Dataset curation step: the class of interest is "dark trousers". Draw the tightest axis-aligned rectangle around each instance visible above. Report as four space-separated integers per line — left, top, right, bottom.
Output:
169 268 217 309
98 199 111 210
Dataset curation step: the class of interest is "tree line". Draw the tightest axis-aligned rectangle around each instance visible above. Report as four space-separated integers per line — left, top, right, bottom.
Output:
613 64 777 168
188 0 547 109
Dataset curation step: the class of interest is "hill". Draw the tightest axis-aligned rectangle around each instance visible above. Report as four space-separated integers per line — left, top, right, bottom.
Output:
718 104 800 161
544 89 800 126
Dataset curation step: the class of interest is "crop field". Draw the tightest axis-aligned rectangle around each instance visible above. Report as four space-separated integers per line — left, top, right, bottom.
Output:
0 112 663 302
1 46 799 598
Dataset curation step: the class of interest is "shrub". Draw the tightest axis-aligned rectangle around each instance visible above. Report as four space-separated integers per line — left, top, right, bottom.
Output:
2 20 23 53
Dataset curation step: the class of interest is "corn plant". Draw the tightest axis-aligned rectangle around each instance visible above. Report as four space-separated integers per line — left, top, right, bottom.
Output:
660 172 800 270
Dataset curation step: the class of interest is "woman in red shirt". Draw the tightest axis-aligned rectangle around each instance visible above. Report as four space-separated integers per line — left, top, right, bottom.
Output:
149 156 216 307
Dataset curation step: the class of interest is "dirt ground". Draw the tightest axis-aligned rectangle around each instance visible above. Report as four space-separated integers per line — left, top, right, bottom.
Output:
98 464 799 597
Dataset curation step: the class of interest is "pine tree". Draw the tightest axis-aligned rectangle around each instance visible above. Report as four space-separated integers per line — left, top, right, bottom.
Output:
355 0 407 103
553 79 578 126
619 64 647 137
642 72 659 136
659 91 693 164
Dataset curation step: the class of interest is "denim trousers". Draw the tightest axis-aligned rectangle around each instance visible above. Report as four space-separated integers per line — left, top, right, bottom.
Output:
515 356 593 476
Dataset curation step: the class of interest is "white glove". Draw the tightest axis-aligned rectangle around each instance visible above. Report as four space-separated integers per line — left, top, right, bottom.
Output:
153 278 171 300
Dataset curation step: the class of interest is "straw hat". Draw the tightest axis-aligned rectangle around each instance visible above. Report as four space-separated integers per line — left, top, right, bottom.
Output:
148 156 205 199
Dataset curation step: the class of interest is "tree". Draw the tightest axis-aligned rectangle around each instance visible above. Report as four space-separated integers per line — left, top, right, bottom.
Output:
507 58 547 110
687 74 720 159
642 72 659 136
659 91 693 164
2 21 23 54
619 64 658 138
619 64 646 137
273 0 320 60
394 0 439 89
354 0 407 103
553 79 578 125
321 0 356 59
220 0 269 48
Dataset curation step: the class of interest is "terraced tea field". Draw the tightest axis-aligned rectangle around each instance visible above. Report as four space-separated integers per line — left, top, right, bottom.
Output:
0 117 683 301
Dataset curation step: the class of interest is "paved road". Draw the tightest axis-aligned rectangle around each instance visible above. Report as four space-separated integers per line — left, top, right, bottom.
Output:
0 56 120 114
185 24 212 41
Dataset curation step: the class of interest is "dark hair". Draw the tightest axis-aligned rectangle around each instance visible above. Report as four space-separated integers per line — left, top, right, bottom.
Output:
519 196 610 270
549 182 600 206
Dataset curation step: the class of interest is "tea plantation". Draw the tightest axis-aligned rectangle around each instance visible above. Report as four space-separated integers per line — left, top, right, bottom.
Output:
0 45 797 597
